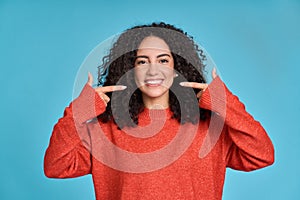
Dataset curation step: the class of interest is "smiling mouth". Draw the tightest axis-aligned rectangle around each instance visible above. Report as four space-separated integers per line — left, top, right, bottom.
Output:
144 79 163 87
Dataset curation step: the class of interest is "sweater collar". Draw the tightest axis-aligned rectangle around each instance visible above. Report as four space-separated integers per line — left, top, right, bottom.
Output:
139 107 173 121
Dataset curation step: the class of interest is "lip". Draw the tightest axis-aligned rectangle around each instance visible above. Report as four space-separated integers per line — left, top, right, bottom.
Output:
144 79 164 87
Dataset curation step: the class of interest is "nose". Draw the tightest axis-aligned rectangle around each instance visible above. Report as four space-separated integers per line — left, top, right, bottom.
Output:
146 63 159 76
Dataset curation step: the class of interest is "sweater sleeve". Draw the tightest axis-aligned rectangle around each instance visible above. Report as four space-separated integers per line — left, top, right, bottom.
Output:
44 84 106 178
199 77 275 171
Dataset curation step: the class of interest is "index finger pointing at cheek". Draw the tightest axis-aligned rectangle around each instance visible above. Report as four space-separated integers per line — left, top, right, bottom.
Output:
179 82 208 90
96 85 127 93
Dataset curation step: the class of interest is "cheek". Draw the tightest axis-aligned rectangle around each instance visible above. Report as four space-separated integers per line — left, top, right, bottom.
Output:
162 68 175 87
162 66 175 78
164 60 175 78
134 68 144 86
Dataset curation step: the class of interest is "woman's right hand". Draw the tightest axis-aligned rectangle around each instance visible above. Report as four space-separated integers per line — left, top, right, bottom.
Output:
179 68 218 99
88 72 127 106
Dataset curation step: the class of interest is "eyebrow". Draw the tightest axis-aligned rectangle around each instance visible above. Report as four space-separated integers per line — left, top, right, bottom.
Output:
135 54 171 59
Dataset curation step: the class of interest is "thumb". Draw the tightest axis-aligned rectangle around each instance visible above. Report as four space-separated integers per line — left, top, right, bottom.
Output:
212 68 217 79
88 72 94 86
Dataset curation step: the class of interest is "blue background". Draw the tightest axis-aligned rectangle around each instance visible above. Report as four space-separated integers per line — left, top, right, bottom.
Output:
1 0 299 199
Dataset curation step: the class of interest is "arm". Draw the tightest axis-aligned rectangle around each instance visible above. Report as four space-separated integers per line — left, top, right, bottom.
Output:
44 84 106 178
199 77 274 171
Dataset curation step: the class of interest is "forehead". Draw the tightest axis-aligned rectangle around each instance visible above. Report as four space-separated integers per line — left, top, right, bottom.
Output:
137 36 171 52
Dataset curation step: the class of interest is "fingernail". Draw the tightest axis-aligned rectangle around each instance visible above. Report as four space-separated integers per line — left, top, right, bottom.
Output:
179 82 186 86
120 86 127 90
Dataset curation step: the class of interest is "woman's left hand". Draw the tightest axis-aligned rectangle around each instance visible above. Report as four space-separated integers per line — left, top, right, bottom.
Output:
179 68 217 98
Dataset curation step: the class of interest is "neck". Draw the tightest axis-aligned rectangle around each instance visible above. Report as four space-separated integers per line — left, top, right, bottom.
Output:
142 93 169 109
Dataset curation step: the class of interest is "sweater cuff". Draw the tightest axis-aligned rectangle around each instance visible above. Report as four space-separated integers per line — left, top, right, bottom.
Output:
72 84 106 124
199 76 227 118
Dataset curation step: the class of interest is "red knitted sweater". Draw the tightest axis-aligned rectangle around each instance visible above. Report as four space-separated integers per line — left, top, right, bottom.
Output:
44 77 274 199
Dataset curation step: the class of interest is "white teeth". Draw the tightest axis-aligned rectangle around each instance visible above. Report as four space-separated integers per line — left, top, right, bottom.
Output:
145 80 163 84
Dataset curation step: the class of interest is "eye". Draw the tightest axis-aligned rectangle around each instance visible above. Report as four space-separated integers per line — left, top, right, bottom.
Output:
137 60 146 65
135 59 148 66
159 59 169 64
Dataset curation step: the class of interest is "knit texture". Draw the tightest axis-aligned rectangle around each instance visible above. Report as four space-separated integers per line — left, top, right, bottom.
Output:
44 77 274 200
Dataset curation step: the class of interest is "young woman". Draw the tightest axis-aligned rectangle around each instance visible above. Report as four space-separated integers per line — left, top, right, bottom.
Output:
44 22 274 199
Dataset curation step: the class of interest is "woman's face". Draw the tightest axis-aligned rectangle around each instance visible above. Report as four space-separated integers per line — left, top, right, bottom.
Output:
134 36 175 108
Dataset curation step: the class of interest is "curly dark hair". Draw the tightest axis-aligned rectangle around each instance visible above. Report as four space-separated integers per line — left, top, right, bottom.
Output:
97 22 210 128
